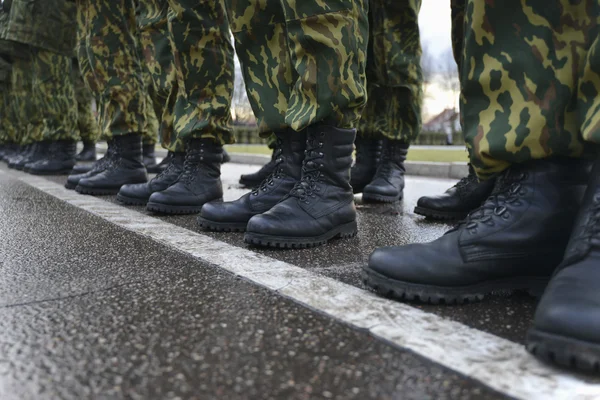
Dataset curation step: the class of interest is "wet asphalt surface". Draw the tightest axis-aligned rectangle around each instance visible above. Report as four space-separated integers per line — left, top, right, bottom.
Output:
0 162 527 399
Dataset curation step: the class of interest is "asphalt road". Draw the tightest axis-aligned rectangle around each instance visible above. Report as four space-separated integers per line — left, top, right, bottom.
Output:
0 162 598 400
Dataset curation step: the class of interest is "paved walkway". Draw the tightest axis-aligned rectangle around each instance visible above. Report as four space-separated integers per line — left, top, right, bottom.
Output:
0 163 598 400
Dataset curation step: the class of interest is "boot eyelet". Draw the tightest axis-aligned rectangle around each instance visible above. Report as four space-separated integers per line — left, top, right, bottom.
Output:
503 212 510 220
494 206 507 216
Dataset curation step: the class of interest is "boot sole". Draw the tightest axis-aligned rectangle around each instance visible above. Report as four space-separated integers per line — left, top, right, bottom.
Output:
413 206 468 221
527 329 600 374
197 216 247 232
116 193 148 206
28 168 74 176
146 200 222 215
362 192 403 203
244 221 358 249
75 185 120 196
361 266 548 304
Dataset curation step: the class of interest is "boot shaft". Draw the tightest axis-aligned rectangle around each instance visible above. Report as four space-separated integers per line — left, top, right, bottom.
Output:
354 137 382 166
304 124 356 190
276 128 307 180
182 139 223 179
380 139 409 170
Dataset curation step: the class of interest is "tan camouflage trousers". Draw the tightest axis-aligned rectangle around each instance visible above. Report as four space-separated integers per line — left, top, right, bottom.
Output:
226 0 369 136
462 0 600 179
358 0 423 143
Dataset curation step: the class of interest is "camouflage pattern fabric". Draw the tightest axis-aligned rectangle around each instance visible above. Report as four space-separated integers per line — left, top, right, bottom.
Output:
450 0 465 72
165 0 235 147
142 70 159 146
226 0 369 135
138 0 177 149
73 58 100 143
4 0 77 56
9 55 32 145
76 0 148 140
29 48 78 142
358 0 422 142
461 0 600 179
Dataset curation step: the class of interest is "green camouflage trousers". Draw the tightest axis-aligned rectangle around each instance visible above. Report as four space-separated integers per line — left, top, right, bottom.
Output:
226 0 369 136
10 55 32 145
76 0 148 140
462 0 600 179
73 59 100 143
138 0 234 151
29 48 78 142
358 0 423 143
450 0 465 72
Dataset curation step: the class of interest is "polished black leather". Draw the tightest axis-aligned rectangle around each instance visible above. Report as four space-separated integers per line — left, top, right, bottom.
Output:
117 152 185 204
200 130 306 228
351 137 382 194
76 140 97 162
147 139 223 213
531 159 600 344
362 139 409 202
65 141 115 189
415 165 496 219
27 140 76 175
14 142 51 171
245 124 357 242
368 159 590 286
143 143 159 172
239 147 278 188
76 134 147 194
8 143 35 169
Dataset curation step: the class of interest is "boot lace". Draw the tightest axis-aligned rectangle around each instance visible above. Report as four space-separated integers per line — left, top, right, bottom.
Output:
447 168 528 234
252 138 284 196
289 132 325 204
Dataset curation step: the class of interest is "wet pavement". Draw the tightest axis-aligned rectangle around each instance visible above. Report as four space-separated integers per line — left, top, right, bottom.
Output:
0 162 591 399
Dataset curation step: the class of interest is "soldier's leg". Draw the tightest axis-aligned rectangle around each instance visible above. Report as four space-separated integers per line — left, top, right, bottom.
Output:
6 55 35 167
365 0 596 310
141 71 160 171
73 0 149 195
354 0 422 202
73 58 100 162
26 48 79 175
527 14 600 373
201 0 369 247
142 0 234 215
0 56 13 160
414 0 496 221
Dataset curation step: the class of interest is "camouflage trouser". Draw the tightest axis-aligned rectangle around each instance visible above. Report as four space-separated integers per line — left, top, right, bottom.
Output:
358 0 423 143
29 48 78 142
0 59 15 144
76 0 148 140
138 0 234 151
461 0 600 179
450 0 465 72
226 0 369 136
73 59 100 143
142 70 159 146
10 55 33 145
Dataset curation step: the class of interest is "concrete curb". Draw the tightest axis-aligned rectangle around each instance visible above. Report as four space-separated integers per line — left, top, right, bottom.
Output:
95 147 467 180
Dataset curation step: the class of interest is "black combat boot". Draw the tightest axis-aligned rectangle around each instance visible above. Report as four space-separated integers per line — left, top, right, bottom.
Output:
8 144 33 169
65 141 115 190
26 140 76 175
76 140 97 162
244 124 357 248
76 134 147 195
414 165 496 220
146 139 223 214
351 137 382 194
117 152 185 206
199 130 306 232
363 158 590 304
143 143 160 173
222 148 231 164
0 143 16 162
14 142 49 171
239 146 279 188
527 159 600 373
362 139 409 203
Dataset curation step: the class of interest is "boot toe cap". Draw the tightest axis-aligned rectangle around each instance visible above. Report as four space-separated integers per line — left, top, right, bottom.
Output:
119 183 152 200
201 199 254 223
533 264 600 343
